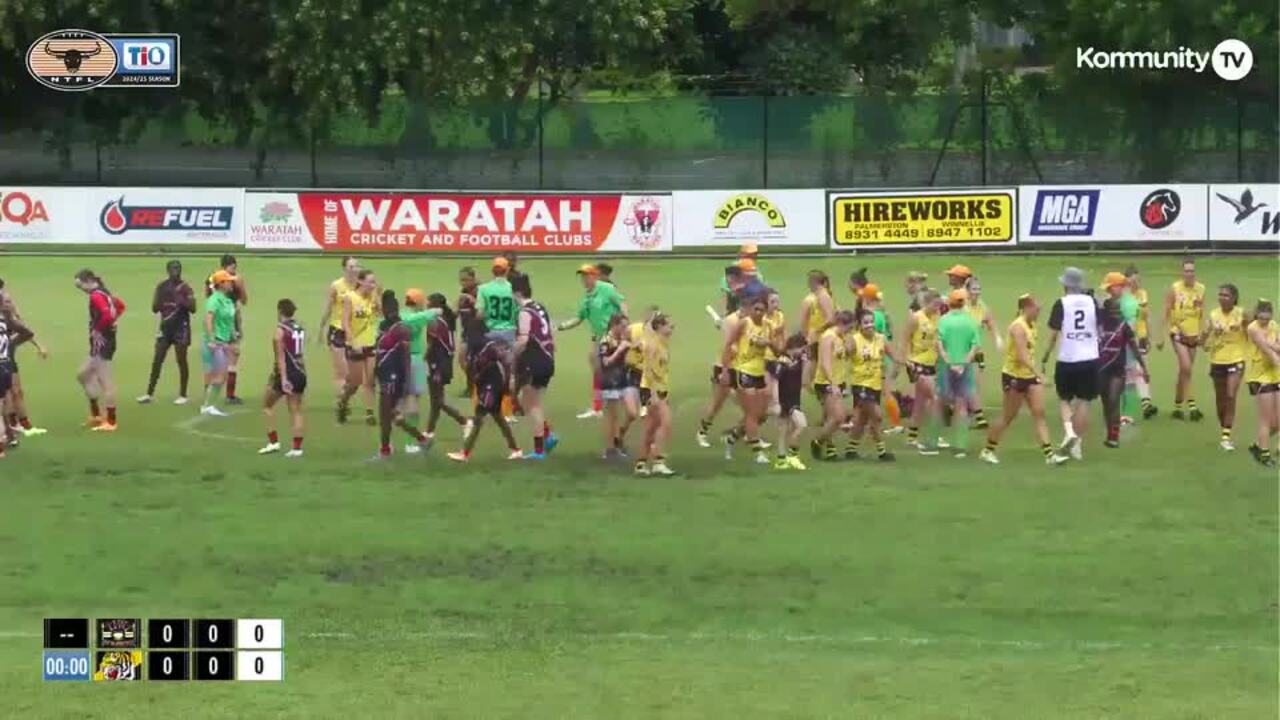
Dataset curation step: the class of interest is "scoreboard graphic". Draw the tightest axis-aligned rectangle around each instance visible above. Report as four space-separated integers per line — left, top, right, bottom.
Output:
42 618 283 682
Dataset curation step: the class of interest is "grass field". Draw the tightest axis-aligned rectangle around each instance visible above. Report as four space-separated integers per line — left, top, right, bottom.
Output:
1 253 1276 719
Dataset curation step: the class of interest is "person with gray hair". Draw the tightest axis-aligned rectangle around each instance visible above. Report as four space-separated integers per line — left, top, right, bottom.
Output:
1040 267 1101 463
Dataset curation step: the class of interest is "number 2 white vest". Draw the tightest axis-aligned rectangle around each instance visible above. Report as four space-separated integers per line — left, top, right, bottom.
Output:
1058 293 1099 362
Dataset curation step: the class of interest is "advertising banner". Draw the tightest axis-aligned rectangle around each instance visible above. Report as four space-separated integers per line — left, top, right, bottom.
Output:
87 187 243 244
1207 184 1280 242
1019 184 1208 243
0 187 88 243
244 192 671 253
828 188 1016 249
672 189 825 247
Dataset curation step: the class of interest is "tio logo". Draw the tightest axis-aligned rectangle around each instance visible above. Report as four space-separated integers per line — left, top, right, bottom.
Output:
121 42 171 70
1211 39 1252 81
0 192 50 226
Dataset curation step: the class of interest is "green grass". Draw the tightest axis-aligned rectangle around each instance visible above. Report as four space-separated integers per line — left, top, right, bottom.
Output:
1 254 1276 719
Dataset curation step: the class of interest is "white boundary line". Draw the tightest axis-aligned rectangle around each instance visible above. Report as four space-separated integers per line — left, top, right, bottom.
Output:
5 629 1270 653
173 409 256 445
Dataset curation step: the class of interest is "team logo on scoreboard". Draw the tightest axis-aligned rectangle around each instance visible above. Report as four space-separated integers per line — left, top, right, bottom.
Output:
96 618 139 648
93 650 142 681
25 29 180 91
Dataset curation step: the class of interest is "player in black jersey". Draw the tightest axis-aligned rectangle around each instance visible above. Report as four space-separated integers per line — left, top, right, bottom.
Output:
259 299 308 458
423 293 469 443
448 337 522 462
0 311 35 456
772 333 810 470
373 292 431 460
513 274 559 459
0 281 49 440
140 260 196 405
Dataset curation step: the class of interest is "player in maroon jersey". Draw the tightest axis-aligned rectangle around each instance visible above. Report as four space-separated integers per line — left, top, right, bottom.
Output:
259 299 308 458
0 280 49 440
0 311 35 456
456 267 485 399
74 269 126 432
512 274 558 459
372 293 431 459
139 260 196 405
424 293 468 443
448 337 522 462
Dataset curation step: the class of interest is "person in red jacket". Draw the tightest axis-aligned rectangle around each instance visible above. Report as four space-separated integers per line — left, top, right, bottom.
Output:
74 269 126 432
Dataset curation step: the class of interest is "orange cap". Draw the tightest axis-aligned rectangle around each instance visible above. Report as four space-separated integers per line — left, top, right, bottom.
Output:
860 283 883 301
737 258 757 273
1103 272 1128 288
492 256 510 271
739 244 759 257
948 289 968 307
210 270 234 286
946 264 972 278
576 264 599 276
405 288 426 307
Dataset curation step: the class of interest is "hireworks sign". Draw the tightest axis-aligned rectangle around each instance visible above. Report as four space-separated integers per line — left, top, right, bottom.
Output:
829 189 1016 249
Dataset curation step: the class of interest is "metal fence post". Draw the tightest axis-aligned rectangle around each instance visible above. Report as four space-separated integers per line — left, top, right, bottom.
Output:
762 95 770 187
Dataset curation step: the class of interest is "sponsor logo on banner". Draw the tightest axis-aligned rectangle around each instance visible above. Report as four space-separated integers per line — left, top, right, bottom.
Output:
1138 188 1181 229
246 193 672 252
26 30 179 91
1208 184 1280 242
100 196 233 235
673 189 824 246
1029 190 1099 236
0 191 51 239
830 189 1015 248
0 187 86 242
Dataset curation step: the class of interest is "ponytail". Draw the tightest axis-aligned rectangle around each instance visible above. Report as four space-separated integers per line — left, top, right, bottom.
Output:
428 292 457 332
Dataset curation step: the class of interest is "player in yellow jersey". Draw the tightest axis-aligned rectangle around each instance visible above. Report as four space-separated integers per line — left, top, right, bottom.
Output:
1245 300 1280 467
625 315 649 416
318 256 361 393
697 308 742 447
846 310 905 461
337 270 380 425
763 290 786 416
981 295 1067 466
724 293 772 464
810 310 857 461
964 277 1001 430
1159 258 1206 420
636 313 676 477
1203 284 1249 450
799 270 836 385
901 290 942 448
1123 264 1158 419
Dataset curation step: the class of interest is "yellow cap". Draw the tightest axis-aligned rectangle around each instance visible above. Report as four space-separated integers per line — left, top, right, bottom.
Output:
1103 272 1128 288
576 264 599 276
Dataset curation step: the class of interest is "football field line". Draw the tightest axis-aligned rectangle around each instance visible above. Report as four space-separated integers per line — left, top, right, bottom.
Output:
173 409 257 445
4 629 1269 654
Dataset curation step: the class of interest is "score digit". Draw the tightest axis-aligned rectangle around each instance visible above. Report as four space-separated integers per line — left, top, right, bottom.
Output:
194 619 234 649
193 651 234 681
147 651 189 681
235 651 283 681
235 619 283 649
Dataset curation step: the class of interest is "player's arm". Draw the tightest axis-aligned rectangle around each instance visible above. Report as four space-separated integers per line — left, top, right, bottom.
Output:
476 288 488 323
111 294 126 320
558 296 587 332
7 318 34 348
1009 322 1034 378
182 283 195 313
341 294 353 345
883 336 903 365
273 326 292 393
719 316 742 372
1248 324 1280 366
152 282 164 315
1126 327 1150 381
798 296 812 336
514 308 531 359
317 284 336 343
986 310 1004 351
817 292 835 324
1041 300 1063 368
604 340 630 366
900 312 917 363
818 335 835 383
234 276 248 307
204 303 216 342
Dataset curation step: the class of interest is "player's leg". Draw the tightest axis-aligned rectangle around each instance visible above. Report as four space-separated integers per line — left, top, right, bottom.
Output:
868 400 891 460
1026 382 1060 464
948 371 970 456
174 333 191 402
336 351 362 423
819 391 845 461
260 385 283 454
143 335 172 400
523 385 547 457
8 371 43 435
981 383 1022 463
490 396 520 456
201 344 228 416
969 364 989 430
286 394 305 456
329 341 348 395
617 388 640 453
361 356 377 425
224 341 241 403
698 368 731 444
637 396 659 474
76 357 105 425
95 360 119 429
1101 371 1124 447
1218 369 1241 449
844 400 867 459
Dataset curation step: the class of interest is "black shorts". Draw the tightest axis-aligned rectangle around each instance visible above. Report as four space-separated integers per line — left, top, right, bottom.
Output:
327 326 347 349
639 387 652 406
429 358 454 387
850 384 881 405
625 367 643 389
1001 373 1040 393
711 365 739 389
346 346 374 361
522 351 555 390
377 365 407 401
91 334 118 362
974 350 986 370
1248 382 1279 396
1138 337 1150 354
270 369 308 396
907 362 936 383
0 367 11 397
1210 362 1245 379
476 382 505 415
1054 359 1099 401
737 372 767 390
159 322 191 347
1171 332 1199 349
813 383 838 399
765 360 780 378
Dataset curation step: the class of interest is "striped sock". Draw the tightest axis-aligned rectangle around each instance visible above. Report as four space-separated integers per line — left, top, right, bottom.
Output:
699 419 712 433
972 407 989 429
1140 397 1153 411
823 440 838 460
875 440 887 457
845 437 860 456
986 438 998 452
1188 399 1199 413
1262 449 1273 464
907 426 919 443
1221 426 1232 443
1041 443 1054 459
634 460 647 473
1175 401 1184 413
788 446 799 458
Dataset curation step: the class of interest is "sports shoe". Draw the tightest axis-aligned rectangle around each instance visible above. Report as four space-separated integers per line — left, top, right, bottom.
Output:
202 406 229 418
506 449 524 460
810 439 824 460
952 450 967 459
1188 408 1204 422
85 416 103 428
1057 433 1079 455
20 426 47 437
419 435 435 453
1220 439 1235 452
576 408 602 419
650 462 676 477
979 449 999 464
843 449 860 461
696 431 711 448
1120 416 1134 426
634 462 651 477
1046 454 1069 466
1070 443 1083 461
754 452 771 465
755 439 773 451
226 396 244 406
336 402 350 424
884 426 904 435
1104 439 1120 449
173 397 190 406
877 452 896 462
404 443 422 455
258 442 281 455
787 455 808 470
937 437 952 449
544 433 560 454
525 451 547 461
284 449 304 459
447 451 469 463
1142 403 1158 420
918 445 940 456
1170 409 1185 420
773 458 791 471
91 422 118 433
136 394 153 404
722 435 734 460
365 412 377 427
